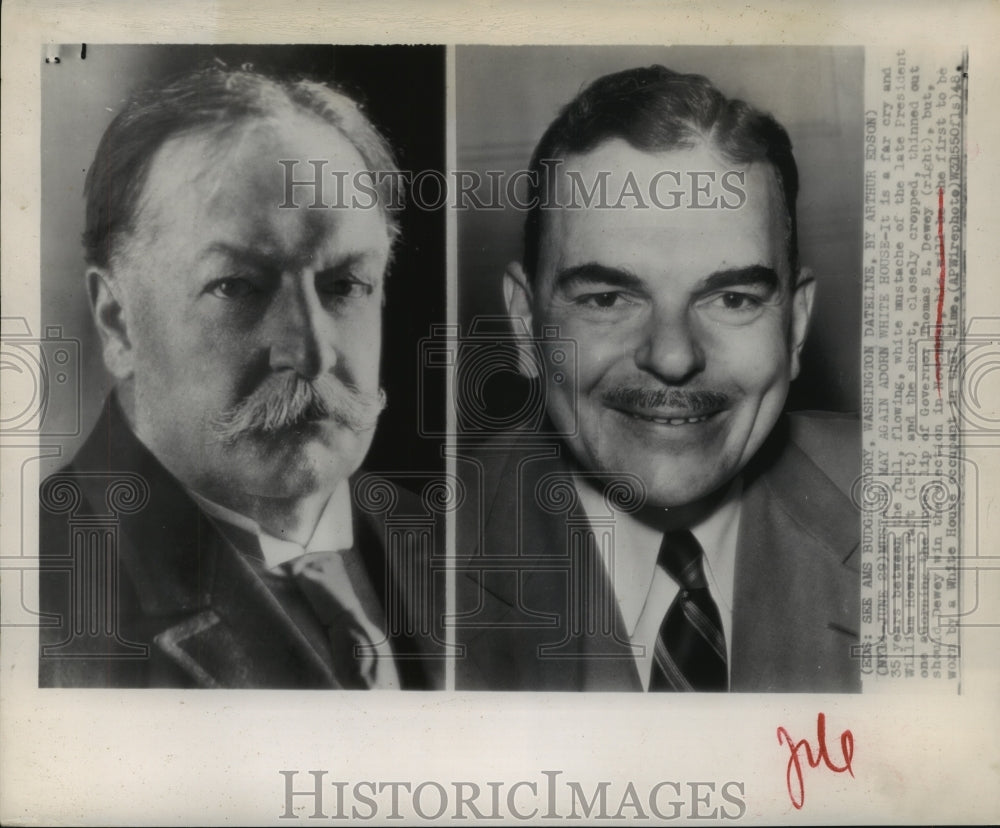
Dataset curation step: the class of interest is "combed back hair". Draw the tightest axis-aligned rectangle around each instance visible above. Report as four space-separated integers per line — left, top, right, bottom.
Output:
523 64 799 281
84 65 402 269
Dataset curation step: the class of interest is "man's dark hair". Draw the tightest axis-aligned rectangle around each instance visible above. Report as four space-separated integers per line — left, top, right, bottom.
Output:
84 65 401 269
522 64 799 281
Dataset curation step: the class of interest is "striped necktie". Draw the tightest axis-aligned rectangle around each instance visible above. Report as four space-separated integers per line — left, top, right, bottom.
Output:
649 530 728 692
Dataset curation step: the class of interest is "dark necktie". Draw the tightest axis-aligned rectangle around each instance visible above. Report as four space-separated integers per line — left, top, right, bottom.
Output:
207 513 392 688
286 550 382 689
649 530 728 691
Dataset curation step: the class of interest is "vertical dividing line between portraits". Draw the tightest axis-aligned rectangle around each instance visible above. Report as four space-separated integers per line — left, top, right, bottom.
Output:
444 43 459 691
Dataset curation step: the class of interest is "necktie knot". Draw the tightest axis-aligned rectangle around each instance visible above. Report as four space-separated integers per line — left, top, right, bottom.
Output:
657 529 709 590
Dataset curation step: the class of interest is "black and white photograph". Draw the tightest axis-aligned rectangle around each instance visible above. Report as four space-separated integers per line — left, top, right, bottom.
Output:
1 2 999 825
36 44 449 689
453 46 865 692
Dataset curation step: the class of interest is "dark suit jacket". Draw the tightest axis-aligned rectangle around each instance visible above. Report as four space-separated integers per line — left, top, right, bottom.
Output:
38 396 444 689
453 413 861 692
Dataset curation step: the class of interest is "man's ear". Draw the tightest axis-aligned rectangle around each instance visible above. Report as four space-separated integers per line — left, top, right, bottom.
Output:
788 267 815 380
502 262 539 378
86 267 134 382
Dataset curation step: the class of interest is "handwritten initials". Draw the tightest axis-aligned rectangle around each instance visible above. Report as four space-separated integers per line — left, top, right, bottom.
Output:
776 712 854 809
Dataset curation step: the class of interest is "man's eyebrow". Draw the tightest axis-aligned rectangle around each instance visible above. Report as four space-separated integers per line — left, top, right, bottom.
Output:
202 241 281 267
700 266 780 293
314 253 382 276
202 243 381 273
553 263 644 291
552 263 781 294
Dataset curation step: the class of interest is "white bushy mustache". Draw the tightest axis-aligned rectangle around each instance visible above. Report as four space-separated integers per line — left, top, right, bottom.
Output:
212 373 386 444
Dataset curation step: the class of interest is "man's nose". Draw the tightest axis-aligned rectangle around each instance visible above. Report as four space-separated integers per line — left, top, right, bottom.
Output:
267 275 336 378
633 304 706 384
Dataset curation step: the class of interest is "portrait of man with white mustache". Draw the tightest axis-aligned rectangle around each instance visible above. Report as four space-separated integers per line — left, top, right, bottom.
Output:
38 51 446 690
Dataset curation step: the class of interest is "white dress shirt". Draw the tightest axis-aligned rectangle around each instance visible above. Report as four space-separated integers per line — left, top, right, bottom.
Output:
188 483 399 688
575 477 742 690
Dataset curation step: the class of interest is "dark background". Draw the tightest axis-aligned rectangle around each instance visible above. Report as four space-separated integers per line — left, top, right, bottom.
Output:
456 46 864 417
41 44 446 478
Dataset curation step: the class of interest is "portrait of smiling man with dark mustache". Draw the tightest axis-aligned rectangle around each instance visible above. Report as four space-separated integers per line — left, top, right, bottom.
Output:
455 62 861 693
38 52 445 690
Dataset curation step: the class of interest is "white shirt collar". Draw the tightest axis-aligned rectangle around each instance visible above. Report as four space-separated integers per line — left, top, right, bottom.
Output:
689 478 742 624
188 483 355 571
575 476 742 636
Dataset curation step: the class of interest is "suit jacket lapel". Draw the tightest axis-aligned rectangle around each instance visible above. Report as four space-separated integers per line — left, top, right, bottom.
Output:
457 419 859 693
354 501 445 690
150 486 445 690
72 397 337 688
148 534 338 689
731 425 861 692
456 440 640 690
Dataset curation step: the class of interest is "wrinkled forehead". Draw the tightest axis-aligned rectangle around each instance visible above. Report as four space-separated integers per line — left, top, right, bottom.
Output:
122 113 393 264
138 113 375 219
539 139 791 284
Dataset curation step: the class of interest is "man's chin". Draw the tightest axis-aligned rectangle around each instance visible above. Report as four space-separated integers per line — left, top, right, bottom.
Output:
241 459 356 502
222 432 370 494
640 482 728 512
585 450 739 512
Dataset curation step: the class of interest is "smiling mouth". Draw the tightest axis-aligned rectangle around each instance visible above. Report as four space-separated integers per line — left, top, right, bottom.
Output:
601 388 729 427
618 409 719 426
624 411 714 425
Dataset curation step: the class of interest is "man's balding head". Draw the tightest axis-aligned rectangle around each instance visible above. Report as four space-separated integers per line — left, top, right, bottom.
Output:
84 65 401 271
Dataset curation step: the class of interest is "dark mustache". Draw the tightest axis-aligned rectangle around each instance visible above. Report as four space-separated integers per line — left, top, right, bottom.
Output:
212 373 386 444
601 387 729 413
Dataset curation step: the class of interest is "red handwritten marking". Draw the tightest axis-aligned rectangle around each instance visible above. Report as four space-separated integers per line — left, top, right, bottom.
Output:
776 713 854 810
935 186 946 397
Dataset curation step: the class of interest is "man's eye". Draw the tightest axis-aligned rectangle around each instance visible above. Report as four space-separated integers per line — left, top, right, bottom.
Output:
319 277 373 300
716 291 761 311
576 292 632 309
209 277 259 299
699 290 769 325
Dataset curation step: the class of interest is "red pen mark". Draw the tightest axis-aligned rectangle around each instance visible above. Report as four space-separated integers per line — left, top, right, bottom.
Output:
776 712 854 810
935 186 946 397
